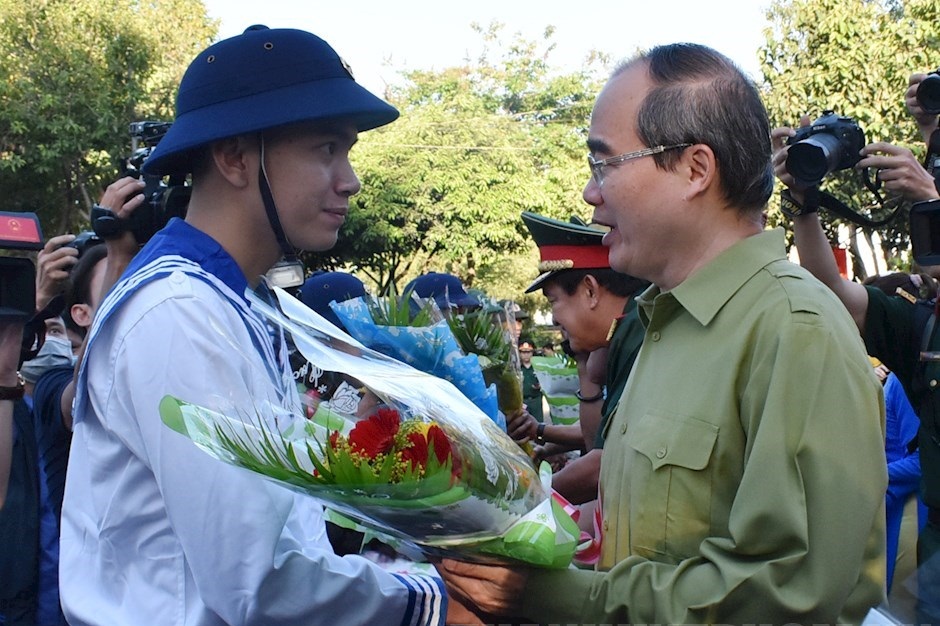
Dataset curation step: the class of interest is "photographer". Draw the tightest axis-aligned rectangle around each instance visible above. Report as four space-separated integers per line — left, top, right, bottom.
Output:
774 98 940 622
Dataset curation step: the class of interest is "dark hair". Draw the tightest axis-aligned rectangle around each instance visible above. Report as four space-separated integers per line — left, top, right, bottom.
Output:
863 271 937 301
615 43 774 214
548 268 649 298
64 244 108 337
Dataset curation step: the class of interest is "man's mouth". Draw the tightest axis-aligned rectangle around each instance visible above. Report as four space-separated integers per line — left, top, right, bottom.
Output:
324 207 348 218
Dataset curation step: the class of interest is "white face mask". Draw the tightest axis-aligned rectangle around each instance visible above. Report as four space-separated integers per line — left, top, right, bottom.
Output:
21 335 76 384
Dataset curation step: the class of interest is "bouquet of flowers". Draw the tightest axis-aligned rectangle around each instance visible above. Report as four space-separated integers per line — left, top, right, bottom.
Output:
446 300 524 418
159 286 578 568
330 292 500 423
532 354 580 425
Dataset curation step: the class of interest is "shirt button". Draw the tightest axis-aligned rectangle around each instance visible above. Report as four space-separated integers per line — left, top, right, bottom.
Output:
603 519 609 532
932 380 938 389
656 447 667 459
621 423 627 434
651 331 661 341
169 270 185 284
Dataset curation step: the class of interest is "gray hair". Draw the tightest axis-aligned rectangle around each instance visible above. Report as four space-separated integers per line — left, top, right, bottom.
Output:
614 43 774 214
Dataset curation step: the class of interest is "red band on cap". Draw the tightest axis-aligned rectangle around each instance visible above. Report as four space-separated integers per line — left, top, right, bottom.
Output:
539 244 610 269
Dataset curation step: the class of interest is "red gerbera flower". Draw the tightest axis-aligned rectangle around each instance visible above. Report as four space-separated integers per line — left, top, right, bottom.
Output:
348 408 401 458
426 425 452 464
400 432 429 470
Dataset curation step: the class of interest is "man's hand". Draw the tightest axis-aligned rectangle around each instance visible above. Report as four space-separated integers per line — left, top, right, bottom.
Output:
858 141 940 203
873 363 889 385
585 347 608 387
35 234 78 312
906 72 939 142
98 176 146 217
98 177 146 260
437 559 528 618
506 407 537 444
444 590 486 625
771 115 813 201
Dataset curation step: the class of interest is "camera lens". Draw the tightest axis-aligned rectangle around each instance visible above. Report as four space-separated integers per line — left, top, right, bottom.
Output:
917 73 940 115
785 133 844 187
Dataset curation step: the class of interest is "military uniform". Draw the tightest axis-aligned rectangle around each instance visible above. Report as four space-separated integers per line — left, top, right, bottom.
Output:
519 340 544 422
521 211 647 446
593 295 644 449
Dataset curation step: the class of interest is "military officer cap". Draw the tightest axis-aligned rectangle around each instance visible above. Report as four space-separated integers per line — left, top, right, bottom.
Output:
521 211 610 293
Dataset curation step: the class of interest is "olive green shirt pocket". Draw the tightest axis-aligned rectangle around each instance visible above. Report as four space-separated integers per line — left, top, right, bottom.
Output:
626 412 719 561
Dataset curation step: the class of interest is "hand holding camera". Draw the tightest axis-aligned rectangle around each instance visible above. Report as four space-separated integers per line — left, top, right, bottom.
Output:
771 115 813 201
857 142 940 204
35 234 79 313
96 176 146 258
907 71 940 142
92 121 189 245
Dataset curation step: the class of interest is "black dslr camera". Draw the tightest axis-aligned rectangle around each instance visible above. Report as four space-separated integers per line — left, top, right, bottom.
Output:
93 121 190 244
785 111 866 187
917 69 940 116
66 230 104 257
910 199 940 266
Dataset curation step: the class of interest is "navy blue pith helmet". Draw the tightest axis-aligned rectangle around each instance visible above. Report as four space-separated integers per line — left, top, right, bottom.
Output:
299 271 366 329
403 272 480 310
142 25 399 177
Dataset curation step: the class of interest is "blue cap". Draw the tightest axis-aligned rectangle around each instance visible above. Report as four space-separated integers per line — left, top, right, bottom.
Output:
299 271 366 328
143 25 399 176
403 272 480 310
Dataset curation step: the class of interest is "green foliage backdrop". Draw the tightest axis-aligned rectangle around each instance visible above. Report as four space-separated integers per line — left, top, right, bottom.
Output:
4 1 940 300
0 0 217 234
760 0 940 276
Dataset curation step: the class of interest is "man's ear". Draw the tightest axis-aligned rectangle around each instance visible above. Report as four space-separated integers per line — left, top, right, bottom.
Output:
582 274 601 309
70 303 93 329
683 143 718 200
210 135 256 188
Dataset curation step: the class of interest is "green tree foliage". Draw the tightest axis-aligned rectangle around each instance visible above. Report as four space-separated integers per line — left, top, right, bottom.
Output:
304 23 606 298
760 0 940 274
0 0 216 235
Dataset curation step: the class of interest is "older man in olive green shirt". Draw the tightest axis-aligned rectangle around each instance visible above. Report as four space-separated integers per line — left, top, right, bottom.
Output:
438 42 886 625
518 229 885 624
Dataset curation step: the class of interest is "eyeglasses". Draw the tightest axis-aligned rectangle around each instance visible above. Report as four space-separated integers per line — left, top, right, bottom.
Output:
587 143 692 186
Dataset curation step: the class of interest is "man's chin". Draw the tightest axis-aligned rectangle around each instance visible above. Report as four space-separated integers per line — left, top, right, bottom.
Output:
303 234 340 253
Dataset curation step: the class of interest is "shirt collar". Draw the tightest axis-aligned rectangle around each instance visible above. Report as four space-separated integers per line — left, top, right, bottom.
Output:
638 228 787 327
126 218 249 301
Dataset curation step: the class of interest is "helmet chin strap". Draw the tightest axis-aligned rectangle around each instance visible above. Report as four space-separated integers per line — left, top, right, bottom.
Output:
258 135 305 288
258 136 297 260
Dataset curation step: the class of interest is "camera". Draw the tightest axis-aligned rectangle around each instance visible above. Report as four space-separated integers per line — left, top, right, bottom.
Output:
910 199 940 266
0 211 41 324
93 121 190 244
785 111 866 187
66 230 104 258
917 69 940 116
